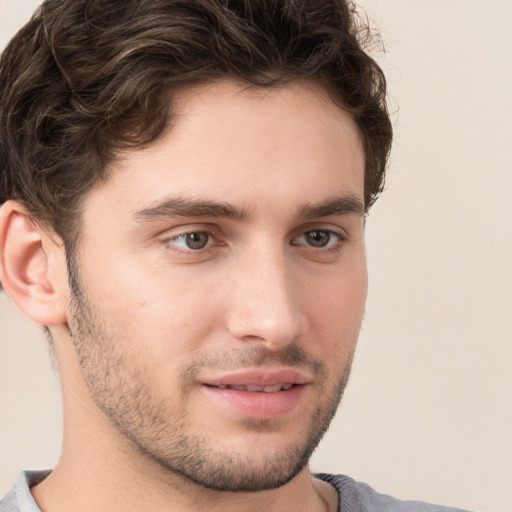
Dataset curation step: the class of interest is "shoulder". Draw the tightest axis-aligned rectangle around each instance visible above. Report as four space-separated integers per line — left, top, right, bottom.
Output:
315 473 475 512
0 489 18 512
0 470 50 512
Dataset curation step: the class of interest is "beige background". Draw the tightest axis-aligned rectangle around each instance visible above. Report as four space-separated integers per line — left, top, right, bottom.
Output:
1 1 511 510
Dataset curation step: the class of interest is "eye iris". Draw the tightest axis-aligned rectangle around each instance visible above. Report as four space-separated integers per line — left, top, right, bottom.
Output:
185 232 209 249
305 230 330 247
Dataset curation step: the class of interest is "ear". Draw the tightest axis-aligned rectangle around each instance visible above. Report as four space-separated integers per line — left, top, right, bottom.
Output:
0 201 68 326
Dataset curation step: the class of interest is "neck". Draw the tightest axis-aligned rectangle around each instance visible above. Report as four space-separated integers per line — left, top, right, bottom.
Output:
32 452 335 512
33 335 338 512
31 381 336 512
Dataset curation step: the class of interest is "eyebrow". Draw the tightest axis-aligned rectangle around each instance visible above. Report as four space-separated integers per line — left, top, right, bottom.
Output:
131 194 365 223
131 197 250 222
297 195 365 219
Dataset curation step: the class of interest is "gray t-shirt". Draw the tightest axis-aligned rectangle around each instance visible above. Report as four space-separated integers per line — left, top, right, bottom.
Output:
0 470 474 511
315 473 474 512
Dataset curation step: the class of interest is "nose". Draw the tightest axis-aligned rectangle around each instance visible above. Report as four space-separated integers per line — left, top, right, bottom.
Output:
225 248 309 348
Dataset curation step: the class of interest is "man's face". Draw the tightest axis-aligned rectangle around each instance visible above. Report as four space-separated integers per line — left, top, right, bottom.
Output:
66 80 367 491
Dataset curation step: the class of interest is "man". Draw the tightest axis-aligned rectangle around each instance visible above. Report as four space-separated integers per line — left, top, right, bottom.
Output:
0 1 474 511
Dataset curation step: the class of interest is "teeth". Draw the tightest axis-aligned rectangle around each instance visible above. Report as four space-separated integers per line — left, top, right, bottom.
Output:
215 383 293 392
245 385 265 392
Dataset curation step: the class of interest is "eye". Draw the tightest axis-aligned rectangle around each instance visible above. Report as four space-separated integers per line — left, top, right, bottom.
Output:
304 230 334 248
292 229 344 249
168 231 213 251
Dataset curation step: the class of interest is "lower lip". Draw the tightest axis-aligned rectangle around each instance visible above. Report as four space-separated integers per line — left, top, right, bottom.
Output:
201 384 306 420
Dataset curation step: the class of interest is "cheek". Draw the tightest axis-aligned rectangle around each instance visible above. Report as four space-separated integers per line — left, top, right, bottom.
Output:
79 255 225 362
304 262 367 353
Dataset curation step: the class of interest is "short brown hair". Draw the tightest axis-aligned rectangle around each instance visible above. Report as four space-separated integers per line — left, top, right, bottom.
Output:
0 0 392 248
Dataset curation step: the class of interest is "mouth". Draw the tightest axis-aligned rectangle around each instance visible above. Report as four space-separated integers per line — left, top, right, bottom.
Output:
200 369 310 420
207 383 295 392
201 367 310 388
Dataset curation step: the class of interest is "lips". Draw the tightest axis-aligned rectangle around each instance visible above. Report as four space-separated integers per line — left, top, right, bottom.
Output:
202 368 310 388
212 383 294 392
200 368 310 420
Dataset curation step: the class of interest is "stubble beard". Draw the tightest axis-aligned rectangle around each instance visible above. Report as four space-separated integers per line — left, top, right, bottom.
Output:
67 268 356 492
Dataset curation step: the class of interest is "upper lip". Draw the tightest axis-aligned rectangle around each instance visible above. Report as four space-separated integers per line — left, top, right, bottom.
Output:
201 368 311 387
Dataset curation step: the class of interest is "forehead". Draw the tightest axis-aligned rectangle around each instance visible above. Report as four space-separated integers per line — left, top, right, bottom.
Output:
165 80 363 173
84 79 365 221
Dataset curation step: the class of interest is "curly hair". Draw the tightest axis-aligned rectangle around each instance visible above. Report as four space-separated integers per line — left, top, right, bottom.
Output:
0 0 392 250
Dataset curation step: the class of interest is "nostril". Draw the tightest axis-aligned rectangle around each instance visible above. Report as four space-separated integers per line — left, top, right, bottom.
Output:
241 334 265 342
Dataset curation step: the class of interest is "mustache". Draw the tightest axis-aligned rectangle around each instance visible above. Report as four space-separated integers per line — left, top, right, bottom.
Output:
181 344 324 384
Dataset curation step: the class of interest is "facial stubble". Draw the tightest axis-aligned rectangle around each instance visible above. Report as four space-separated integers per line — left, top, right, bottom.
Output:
67 268 356 492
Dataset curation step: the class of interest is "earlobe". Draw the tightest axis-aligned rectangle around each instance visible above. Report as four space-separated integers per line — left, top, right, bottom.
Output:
0 201 68 326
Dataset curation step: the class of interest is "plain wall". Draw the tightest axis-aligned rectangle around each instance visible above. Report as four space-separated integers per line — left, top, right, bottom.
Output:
1 1 511 511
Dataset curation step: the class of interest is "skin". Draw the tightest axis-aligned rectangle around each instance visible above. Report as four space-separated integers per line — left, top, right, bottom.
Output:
0 79 366 512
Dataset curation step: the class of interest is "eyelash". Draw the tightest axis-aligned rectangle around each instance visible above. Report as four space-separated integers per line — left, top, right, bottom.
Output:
166 230 217 253
289 229 347 257
164 228 347 254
